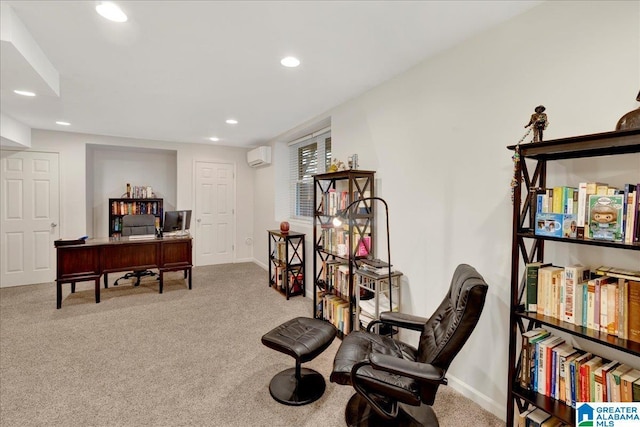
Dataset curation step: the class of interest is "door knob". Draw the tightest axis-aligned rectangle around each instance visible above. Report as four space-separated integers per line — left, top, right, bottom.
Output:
197 218 201 223
51 222 58 228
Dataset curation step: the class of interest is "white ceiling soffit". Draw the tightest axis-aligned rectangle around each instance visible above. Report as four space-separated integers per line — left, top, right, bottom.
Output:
0 1 542 148
0 3 59 97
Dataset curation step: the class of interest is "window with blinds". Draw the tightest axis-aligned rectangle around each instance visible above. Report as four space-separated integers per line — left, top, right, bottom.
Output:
289 130 331 219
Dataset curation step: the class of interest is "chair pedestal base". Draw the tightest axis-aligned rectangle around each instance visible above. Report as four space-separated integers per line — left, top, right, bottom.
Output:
268 367 326 406
345 393 439 427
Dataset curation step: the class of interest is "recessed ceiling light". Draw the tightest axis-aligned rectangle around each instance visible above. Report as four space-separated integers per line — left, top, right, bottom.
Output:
56 121 71 126
14 90 36 97
225 119 238 125
209 137 220 142
280 56 300 68
96 2 128 23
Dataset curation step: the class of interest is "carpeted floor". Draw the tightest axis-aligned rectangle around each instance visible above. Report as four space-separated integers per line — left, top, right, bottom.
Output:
0 263 503 426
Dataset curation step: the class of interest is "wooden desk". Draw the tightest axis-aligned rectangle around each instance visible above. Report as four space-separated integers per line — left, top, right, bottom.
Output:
55 236 192 309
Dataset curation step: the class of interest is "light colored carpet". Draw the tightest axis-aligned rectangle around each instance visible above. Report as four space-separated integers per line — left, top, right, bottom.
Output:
0 263 502 426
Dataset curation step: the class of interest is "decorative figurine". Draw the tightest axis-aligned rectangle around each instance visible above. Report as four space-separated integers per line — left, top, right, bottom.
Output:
615 90 640 130
525 105 549 142
328 159 346 172
279 221 290 234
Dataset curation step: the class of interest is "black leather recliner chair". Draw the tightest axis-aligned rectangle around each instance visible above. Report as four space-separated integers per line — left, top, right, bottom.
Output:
330 263 489 427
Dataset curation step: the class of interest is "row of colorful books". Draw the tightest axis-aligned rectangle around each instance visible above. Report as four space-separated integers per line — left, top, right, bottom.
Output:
124 185 154 200
316 292 351 333
318 189 350 216
525 263 640 342
272 265 303 294
321 260 350 298
535 182 639 243
319 226 371 257
111 200 161 216
519 328 640 406
271 241 302 265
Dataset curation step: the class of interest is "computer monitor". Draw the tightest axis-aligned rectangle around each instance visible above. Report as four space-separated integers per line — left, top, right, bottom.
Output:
163 210 192 233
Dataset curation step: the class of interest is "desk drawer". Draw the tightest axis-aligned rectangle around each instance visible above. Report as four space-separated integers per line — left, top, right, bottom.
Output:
161 240 192 268
57 246 100 278
102 243 158 270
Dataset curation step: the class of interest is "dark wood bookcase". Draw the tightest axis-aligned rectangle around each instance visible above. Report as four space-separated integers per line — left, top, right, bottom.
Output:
506 129 640 425
267 230 305 299
312 170 376 337
108 198 163 237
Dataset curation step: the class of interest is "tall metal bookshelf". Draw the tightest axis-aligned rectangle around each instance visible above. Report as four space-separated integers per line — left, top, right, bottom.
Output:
506 129 640 425
312 170 375 337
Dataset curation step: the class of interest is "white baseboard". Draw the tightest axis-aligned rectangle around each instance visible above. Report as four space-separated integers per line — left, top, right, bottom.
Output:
253 259 268 270
446 374 506 422
234 257 254 263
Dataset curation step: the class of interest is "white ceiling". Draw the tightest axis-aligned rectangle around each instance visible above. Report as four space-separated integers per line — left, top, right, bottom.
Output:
1 1 541 148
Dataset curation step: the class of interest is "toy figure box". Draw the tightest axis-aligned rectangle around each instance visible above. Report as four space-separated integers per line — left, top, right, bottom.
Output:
588 195 624 241
535 213 577 238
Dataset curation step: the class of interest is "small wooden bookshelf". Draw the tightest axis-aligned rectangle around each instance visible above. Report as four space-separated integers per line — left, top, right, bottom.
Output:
108 198 163 237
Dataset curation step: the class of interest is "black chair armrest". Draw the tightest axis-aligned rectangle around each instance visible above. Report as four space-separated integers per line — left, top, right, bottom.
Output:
366 311 428 333
369 353 447 386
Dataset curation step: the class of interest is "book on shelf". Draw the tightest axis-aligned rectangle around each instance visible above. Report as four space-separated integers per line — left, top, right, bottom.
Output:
562 351 581 405
609 363 633 402
593 363 607 402
635 182 640 243
563 264 589 324
595 265 640 282
604 281 618 336
525 408 551 427
359 292 398 319
519 328 549 390
358 259 394 275
596 183 611 196
599 359 619 402
571 352 593 406
633 377 640 402
353 234 369 257
620 368 640 402
552 343 576 400
618 278 629 339
537 266 563 318
537 335 564 395
628 280 640 343
586 276 615 332
622 183 637 243
576 182 589 227
579 356 602 403
540 417 563 427
517 408 535 427
525 262 550 312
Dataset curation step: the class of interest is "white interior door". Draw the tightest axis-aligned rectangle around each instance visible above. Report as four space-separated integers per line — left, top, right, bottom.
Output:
195 161 235 266
1 151 60 287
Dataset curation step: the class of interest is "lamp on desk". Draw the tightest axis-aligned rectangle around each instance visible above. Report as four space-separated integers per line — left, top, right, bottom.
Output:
331 196 394 322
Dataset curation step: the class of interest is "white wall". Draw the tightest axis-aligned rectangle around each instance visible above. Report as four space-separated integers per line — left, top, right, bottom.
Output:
87 144 177 238
254 0 640 420
29 129 255 263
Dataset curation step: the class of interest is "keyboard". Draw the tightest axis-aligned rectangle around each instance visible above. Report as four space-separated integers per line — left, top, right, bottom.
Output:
127 234 156 240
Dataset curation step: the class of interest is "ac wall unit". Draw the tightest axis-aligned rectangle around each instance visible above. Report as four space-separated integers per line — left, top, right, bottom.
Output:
247 146 271 167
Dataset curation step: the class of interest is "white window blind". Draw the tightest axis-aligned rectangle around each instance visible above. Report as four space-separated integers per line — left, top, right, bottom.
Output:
289 130 331 219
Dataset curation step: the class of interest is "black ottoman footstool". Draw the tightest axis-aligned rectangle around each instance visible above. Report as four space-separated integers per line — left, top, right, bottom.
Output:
261 317 337 406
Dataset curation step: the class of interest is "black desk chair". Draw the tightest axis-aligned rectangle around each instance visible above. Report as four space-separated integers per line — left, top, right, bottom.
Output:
114 214 158 287
330 264 489 427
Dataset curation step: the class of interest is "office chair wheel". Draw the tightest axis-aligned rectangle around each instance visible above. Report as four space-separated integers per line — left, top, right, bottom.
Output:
345 394 438 427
